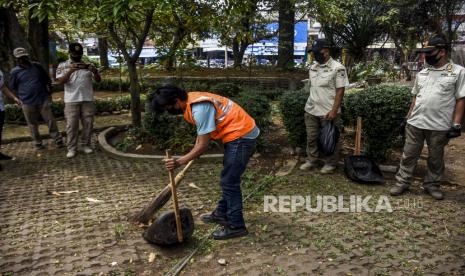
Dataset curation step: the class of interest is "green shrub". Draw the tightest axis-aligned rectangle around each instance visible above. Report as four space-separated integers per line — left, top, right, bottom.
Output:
342 84 412 160
50 101 65 118
279 89 309 147
56 49 69 63
233 89 272 132
4 94 142 123
180 81 211 92
4 104 24 122
261 88 287 101
349 53 400 83
210 83 241 98
93 78 130 91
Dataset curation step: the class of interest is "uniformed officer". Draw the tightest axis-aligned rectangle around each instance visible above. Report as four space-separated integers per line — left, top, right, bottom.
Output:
300 39 349 173
390 36 465 200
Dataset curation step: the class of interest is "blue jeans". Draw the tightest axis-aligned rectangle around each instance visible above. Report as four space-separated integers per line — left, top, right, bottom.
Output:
215 138 257 228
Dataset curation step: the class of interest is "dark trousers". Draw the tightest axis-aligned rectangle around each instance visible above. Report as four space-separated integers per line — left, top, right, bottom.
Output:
0 110 4 147
215 138 256 228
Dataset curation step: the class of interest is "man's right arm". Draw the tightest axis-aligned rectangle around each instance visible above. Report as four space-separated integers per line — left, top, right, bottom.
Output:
406 96 416 118
55 64 77 84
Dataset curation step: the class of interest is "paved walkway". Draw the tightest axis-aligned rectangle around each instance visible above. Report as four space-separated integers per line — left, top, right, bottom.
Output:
0 138 222 275
1 137 465 275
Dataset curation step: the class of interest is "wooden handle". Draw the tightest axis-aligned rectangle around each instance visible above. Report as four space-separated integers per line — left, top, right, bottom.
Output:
166 149 183 243
355 117 362 155
131 160 195 224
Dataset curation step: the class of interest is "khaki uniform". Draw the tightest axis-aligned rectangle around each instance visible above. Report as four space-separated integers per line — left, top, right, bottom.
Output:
56 60 95 152
396 62 465 189
304 58 348 165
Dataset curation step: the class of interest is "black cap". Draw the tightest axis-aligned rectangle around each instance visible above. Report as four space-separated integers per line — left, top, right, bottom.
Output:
69 42 83 55
310 39 331 53
417 37 447 53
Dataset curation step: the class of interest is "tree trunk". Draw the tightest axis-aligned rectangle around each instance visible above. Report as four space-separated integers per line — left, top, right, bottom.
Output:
164 27 186 71
0 7 30 78
127 61 142 127
232 38 241 67
393 38 411 81
277 0 295 69
28 6 49 70
98 37 109 69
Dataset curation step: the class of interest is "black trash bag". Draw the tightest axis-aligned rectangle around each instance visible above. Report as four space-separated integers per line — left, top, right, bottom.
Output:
143 207 194 245
318 121 340 156
344 156 384 184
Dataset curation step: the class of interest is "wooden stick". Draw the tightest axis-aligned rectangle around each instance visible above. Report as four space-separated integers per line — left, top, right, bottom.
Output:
130 160 194 224
355 117 362 155
166 150 183 243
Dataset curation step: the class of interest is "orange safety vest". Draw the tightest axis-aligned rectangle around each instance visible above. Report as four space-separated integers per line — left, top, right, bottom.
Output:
183 92 256 143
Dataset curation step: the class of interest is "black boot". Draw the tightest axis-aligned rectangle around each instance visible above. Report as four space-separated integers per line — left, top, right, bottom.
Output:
424 187 444 200
390 184 409 196
201 211 228 226
0 152 12 161
212 225 248 240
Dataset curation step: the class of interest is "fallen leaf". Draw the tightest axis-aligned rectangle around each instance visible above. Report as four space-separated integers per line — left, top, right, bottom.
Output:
218 258 227 266
86 197 104 203
57 190 79 194
188 182 200 189
148 252 156 263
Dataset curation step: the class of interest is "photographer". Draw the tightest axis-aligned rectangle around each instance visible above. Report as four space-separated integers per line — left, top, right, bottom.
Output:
56 42 101 158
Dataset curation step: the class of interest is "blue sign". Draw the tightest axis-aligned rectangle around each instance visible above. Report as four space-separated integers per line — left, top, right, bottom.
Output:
246 21 308 56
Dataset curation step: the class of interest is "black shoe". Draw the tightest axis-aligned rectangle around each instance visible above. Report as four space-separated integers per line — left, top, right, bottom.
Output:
212 225 248 240
0 152 12 160
35 144 46 150
390 185 409 196
201 211 228 226
424 187 444 200
55 141 65 148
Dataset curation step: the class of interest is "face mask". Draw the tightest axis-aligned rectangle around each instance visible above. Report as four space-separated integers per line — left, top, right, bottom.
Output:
425 51 441 66
313 51 326 64
17 57 30 67
71 56 82 62
166 106 183 115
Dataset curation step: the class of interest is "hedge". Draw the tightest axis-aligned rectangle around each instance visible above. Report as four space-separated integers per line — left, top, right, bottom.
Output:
92 78 130 91
4 94 144 123
280 84 412 160
279 89 309 147
342 84 412 160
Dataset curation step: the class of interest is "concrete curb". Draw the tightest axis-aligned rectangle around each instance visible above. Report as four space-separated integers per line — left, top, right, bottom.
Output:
97 126 224 161
2 124 126 145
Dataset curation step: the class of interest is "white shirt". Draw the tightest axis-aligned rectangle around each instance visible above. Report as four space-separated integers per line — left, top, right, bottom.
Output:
56 60 94 103
305 58 349 116
408 62 465 131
